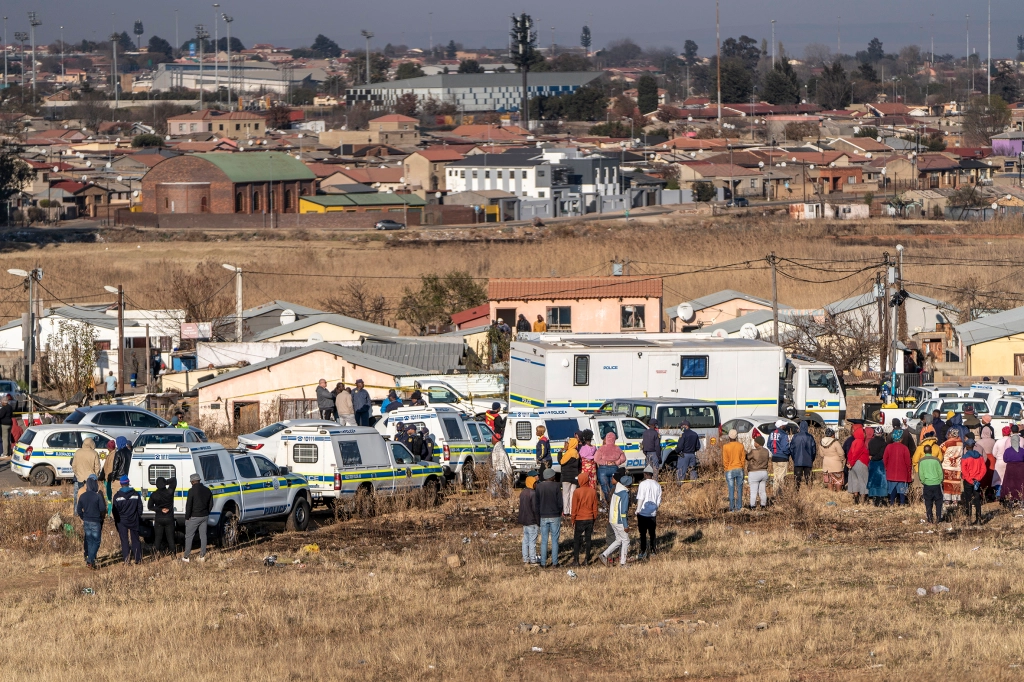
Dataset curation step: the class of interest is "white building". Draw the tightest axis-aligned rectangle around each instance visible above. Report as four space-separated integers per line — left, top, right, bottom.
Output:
445 156 552 198
151 61 325 95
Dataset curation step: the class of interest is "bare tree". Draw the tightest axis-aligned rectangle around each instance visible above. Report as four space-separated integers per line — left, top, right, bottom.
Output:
784 310 879 373
947 274 1018 323
319 281 391 327
167 261 237 343
45 320 97 401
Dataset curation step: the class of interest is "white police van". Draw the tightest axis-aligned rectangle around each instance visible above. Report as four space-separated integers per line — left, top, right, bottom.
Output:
245 424 445 505
132 442 311 547
374 405 495 485
11 424 115 486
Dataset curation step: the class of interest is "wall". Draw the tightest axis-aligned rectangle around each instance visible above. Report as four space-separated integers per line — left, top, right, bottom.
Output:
117 210 420 230
488 297 661 334
967 335 1024 376
421 204 475 226
259 321 375 343
692 299 772 326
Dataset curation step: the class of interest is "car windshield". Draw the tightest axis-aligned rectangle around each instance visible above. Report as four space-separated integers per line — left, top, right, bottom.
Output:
657 405 720 429
253 423 287 438
136 432 186 445
63 410 85 424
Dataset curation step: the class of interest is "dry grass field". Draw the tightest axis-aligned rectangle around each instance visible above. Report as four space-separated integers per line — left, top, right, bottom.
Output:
0 214 1021 328
2 473 1024 681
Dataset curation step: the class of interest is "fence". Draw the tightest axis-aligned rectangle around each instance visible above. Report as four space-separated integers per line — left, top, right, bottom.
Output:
279 398 318 421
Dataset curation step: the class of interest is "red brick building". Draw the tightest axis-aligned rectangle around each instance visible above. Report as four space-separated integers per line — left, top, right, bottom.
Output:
141 152 316 215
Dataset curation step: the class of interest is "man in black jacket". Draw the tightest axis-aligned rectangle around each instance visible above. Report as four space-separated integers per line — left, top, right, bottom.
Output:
147 476 177 558
532 468 563 568
112 475 143 564
75 475 106 569
183 473 213 563
0 395 12 458
641 418 661 475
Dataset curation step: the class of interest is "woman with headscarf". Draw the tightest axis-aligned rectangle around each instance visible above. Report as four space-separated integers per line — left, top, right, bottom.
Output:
593 432 626 504
993 425 1014 497
977 423 997 495
961 437 986 524
940 427 964 505
559 433 581 517
578 430 597 488
999 431 1024 505
846 425 870 504
884 424 913 506
867 426 889 505
820 428 846 492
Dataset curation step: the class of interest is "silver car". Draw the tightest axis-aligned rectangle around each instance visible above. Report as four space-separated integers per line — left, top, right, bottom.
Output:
63 405 207 443
237 419 339 460
0 380 28 412
133 428 206 447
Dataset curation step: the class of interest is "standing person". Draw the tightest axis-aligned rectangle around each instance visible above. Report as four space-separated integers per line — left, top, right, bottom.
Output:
559 433 581 517
483 403 505 443
846 424 870 504
767 420 792 496
407 390 426 407
490 438 513 496
960 438 985 524
351 380 371 426
533 469 563 568
71 437 102 502
640 419 662 475
962 404 982 431
0 395 11 458
112 476 143 565
105 371 117 396
918 444 945 523
883 424 913 506
977 423 997 497
913 430 940 478
999 433 1024 505
867 426 889 506
993 425 1013 498
594 432 626 504
316 379 335 421
170 411 189 429
147 476 177 558
535 425 552 472
599 469 632 568
578 430 597 489
635 466 662 559
515 314 531 334
820 428 846 492
746 435 770 509
532 315 547 332
75 475 105 569
570 470 598 566
671 420 701 484
419 427 436 462
497 318 511 336
940 427 964 506
335 385 355 426
182 473 212 563
722 429 746 512
518 471 540 566
383 389 403 413
790 421 817 491
930 409 946 443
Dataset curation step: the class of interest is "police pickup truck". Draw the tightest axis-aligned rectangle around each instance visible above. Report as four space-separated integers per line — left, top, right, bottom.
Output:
132 442 312 546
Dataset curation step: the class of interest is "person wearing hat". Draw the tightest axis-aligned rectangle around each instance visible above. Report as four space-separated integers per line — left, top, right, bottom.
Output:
722 429 747 511
767 420 792 496
533 468 563 568
599 468 632 568
746 435 771 509
535 425 552 471
484 403 505 443
183 473 213 563
419 427 436 462
962 404 982 430
112 475 143 565
518 471 540 565
641 419 662 476
635 466 662 559
669 420 701 484
75 474 106 569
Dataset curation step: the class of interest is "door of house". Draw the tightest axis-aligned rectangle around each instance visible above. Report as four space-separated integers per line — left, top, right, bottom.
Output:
233 401 261 433
1014 354 1024 376
495 308 516 326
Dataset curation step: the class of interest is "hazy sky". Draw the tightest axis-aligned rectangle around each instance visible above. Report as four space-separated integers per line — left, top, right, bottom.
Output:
3 0 1020 60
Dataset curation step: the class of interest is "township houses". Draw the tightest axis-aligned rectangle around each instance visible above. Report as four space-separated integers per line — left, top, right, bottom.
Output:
489 277 663 333
166 110 268 139
403 148 465 192
665 290 789 331
956 307 1024 376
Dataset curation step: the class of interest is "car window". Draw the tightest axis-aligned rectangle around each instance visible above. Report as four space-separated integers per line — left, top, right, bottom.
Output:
148 464 176 485
186 431 198 442
253 456 279 477
597 420 618 440
426 388 457 403
292 443 318 463
128 412 165 428
515 421 533 441
543 419 582 442
81 432 111 449
199 454 224 482
657 405 720 429
235 457 259 479
391 443 416 465
63 411 84 425
93 411 128 427
338 441 362 467
478 423 495 442
595 403 614 414
996 401 1009 417
1011 403 1024 418
466 423 482 443
137 432 185 445
757 423 777 434
254 423 287 438
632 405 652 422
46 431 79 449
19 428 36 445
621 419 648 440
441 417 464 441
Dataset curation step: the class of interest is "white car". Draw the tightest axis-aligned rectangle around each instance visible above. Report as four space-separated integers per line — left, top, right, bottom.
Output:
11 424 116 486
237 419 340 460
720 415 798 450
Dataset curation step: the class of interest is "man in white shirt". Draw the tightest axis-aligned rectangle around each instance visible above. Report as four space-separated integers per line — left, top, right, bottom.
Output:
105 371 117 395
635 466 662 560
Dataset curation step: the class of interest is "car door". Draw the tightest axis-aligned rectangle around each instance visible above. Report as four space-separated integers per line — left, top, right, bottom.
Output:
233 456 265 520
44 430 79 478
465 422 490 461
91 410 130 439
127 411 167 440
253 455 289 515
390 442 417 491
619 418 649 469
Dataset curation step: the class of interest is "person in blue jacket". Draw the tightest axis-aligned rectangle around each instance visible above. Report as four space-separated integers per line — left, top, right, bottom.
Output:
790 421 817 490
768 420 792 496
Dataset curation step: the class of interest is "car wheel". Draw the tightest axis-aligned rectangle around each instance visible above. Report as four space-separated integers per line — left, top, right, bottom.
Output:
29 466 55 487
286 496 311 532
218 508 239 548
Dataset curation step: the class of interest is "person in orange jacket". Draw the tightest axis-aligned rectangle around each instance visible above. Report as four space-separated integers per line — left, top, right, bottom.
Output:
960 437 986 525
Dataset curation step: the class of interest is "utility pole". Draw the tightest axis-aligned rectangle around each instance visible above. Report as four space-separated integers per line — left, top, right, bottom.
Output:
837 14 841 55
223 264 243 340
223 15 233 109
771 20 776 67
117 285 125 395
715 0 721 127
768 252 779 344
110 32 120 109
897 243 907 342
196 24 209 109
213 4 220 104
9 268 41 417
888 252 899 395
28 11 40 96
876 270 886 373
987 0 991 100
3 17 8 90
361 29 374 87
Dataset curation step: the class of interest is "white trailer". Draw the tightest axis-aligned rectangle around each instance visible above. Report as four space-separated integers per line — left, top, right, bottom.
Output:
509 334 847 426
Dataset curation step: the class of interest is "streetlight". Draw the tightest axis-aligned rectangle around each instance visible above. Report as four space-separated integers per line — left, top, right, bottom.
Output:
222 14 234 110
9 267 41 415
360 30 374 86
222 264 243 341
212 4 220 105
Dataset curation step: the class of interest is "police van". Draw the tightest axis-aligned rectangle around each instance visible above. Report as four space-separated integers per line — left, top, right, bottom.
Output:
11 425 116 486
132 442 311 547
374 405 495 485
247 424 445 505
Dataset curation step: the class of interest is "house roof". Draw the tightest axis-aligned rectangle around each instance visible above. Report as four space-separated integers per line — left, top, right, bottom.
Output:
360 71 602 91
826 290 953 315
957 306 1024 346
691 309 791 335
191 152 315 183
0 305 142 332
195 343 425 390
241 300 327 320
489 276 662 302
447 156 545 168
304 162 345 178
250 313 398 340
450 303 490 326
327 167 405 184
688 289 785 313
300 193 425 207
449 125 528 141
831 137 894 152
359 337 465 373
167 109 267 121
412 148 465 162
369 114 419 124
685 163 763 178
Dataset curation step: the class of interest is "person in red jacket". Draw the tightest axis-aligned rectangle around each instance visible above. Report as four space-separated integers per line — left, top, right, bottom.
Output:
960 438 986 525
883 425 913 506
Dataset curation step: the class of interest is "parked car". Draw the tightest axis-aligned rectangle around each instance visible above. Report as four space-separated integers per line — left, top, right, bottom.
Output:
720 415 798 450
727 197 749 208
11 424 116 486
237 419 340 460
63 405 207 443
133 428 206 447
0 380 28 412
374 219 405 231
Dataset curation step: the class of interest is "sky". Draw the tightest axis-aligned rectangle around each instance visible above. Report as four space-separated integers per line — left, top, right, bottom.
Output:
2 0 1021 61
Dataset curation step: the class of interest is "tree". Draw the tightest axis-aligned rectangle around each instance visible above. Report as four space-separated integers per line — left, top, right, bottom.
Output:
148 35 174 59
693 181 716 202
118 31 134 53
394 62 425 80
588 121 632 137
346 53 391 85
310 34 341 59
320 281 390 327
265 106 293 129
534 86 607 121
548 53 592 71
715 57 752 103
816 61 852 109
922 133 947 152
580 26 591 53
398 271 487 336
636 74 659 114
601 39 643 67
45 320 98 402
721 35 761 71
216 37 246 52
786 311 878 374
857 62 879 83
863 38 885 63
992 64 1021 105
458 59 484 74
763 59 800 104
131 133 164 148
445 40 458 60
394 93 419 117
290 87 315 106
963 95 1011 146
168 261 237 342
854 126 879 139
683 40 699 66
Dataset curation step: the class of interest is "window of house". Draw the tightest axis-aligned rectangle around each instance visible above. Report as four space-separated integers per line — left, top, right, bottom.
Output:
547 306 571 331
538 191 545 198
200 196 208 213
573 354 590 386
537 171 546 177
94 340 111 351
621 305 645 330
164 198 169 209
189 123 196 132
207 123 213 132
484 171 490 179
252 192 261 212
460 170 465 178
235 192 244 212
219 124 224 131
750 178 757 188
254 124 260 130
522 170 527 179
284 189 293 210
497 170 502 179
472 171 477 178
235 124 240 131
679 355 709 379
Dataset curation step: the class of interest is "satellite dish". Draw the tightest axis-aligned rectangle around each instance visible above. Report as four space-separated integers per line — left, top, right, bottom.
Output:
675 303 695 323
740 323 759 340
279 309 296 326
309 332 324 343
712 328 728 339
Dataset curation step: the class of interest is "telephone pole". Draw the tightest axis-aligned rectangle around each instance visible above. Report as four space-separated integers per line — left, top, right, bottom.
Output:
28 11 40 95
715 0 722 127
876 270 886 373
768 252 779 344
196 25 209 109
222 264 243 340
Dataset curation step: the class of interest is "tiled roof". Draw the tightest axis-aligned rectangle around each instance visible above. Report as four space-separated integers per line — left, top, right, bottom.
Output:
489 276 662 301
369 114 419 123
450 304 490 326
412 148 465 162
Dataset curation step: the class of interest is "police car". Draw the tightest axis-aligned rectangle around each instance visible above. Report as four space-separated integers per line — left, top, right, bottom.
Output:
251 424 445 505
132 442 311 547
11 424 116 486
374 405 495 485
